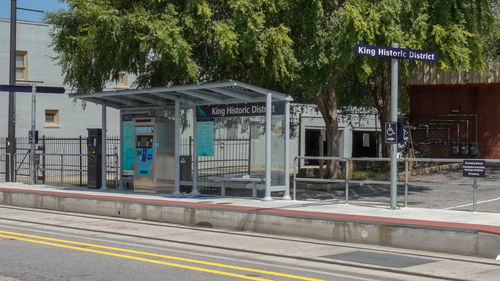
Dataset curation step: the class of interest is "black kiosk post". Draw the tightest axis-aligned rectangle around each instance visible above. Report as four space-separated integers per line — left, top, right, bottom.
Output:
87 128 102 188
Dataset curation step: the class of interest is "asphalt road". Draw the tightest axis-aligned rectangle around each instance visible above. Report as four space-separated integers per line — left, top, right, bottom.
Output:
0 206 499 281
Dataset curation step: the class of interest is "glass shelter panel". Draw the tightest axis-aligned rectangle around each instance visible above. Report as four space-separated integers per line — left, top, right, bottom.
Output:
193 102 287 187
271 115 285 186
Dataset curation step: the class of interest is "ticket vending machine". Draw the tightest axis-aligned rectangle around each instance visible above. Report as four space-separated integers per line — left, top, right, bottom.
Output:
87 128 102 189
133 117 175 193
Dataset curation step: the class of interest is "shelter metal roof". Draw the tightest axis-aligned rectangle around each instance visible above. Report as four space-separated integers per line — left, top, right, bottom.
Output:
68 80 293 110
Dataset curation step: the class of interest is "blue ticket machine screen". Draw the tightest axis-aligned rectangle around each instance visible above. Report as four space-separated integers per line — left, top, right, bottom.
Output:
135 135 154 175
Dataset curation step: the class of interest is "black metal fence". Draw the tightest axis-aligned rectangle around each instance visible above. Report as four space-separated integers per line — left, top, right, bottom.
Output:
180 136 252 181
1 135 252 190
1 136 120 187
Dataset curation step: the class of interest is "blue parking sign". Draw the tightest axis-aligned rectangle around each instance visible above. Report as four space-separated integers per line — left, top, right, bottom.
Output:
385 122 398 144
385 122 404 144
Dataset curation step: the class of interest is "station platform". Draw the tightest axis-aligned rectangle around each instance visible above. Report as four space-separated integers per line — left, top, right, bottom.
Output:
0 182 499 259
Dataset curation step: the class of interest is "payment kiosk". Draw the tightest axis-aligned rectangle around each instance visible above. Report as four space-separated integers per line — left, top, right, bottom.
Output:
133 117 175 193
87 128 102 188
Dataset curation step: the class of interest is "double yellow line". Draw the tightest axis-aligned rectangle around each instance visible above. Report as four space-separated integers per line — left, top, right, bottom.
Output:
0 230 325 281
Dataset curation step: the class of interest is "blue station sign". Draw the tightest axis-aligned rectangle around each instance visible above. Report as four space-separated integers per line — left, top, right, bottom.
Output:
0 84 65 94
355 44 438 62
196 101 285 120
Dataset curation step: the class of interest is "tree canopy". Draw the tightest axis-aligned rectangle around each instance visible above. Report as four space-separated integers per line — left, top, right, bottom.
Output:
333 0 498 156
47 0 298 93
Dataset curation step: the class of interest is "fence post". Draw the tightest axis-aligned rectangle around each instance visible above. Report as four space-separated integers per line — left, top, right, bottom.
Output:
115 152 119 187
345 158 349 204
247 132 251 175
79 135 83 186
293 157 297 201
348 160 353 180
404 158 408 208
13 151 16 182
60 154 63 185
42 136 46 184
189 136 192 156
5 153 10 181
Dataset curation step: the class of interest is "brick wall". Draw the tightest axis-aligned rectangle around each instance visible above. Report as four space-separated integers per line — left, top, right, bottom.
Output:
409 84 500 159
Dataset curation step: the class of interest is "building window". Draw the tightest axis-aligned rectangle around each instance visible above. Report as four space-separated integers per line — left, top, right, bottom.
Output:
16 51 27 80
45 110 59 126
116 72 127 86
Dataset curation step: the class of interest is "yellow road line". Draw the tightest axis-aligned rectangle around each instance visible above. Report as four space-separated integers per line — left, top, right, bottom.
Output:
0 230 325 281
0 233 272 281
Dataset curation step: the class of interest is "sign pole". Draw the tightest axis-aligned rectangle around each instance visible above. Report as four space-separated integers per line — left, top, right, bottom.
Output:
354 42 437 210
473 178 477 212
30 83 36 184
390 43 399 209
463 160 485 212
7 0 17 182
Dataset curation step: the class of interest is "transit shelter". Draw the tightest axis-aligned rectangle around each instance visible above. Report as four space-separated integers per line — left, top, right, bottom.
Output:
69 80 292 200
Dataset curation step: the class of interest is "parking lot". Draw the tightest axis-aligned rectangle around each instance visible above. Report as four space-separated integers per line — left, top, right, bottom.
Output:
294 164 500 213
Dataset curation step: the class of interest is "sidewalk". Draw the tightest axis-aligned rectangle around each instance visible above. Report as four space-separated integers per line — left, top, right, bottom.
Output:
1 182 499 259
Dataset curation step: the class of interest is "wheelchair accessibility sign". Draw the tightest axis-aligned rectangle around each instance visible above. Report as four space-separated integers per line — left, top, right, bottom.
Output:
385 122 402 144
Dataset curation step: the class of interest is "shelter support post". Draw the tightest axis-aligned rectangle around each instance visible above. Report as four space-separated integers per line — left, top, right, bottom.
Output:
191 106 199 195
117 110 125 190
173 98 182 196
282 100 291 200
390 43 398 209
101 105 108 191
263 92 272 201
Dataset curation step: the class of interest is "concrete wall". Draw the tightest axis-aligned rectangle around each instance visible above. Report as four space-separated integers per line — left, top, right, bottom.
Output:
1 189 498 258
0 19 122 139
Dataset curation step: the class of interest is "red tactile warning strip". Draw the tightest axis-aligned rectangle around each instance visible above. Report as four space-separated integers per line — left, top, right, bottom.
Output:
1 187 499 235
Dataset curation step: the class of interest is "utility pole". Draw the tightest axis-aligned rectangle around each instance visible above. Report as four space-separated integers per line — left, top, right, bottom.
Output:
7 0 17 182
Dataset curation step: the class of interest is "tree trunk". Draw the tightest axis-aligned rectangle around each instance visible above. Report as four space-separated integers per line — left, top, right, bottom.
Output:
314 91 340 179
368 62 392 157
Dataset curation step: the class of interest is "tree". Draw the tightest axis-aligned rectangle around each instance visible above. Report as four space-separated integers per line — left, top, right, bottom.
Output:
47 0 348 178
47 0 498 179
46 0 298 93
338 0 498 156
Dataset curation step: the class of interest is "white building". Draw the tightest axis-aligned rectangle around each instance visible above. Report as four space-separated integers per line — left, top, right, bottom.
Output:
0 18 122 139
290 104 381 166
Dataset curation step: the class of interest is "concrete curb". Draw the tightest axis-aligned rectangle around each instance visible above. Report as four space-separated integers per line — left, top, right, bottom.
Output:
1 187 499 258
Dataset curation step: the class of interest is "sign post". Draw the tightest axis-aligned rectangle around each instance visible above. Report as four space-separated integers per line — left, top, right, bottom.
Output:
389 43 399 209
463 160 486 212
30 83 36 184
1 84 65 184
354 43 438 210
